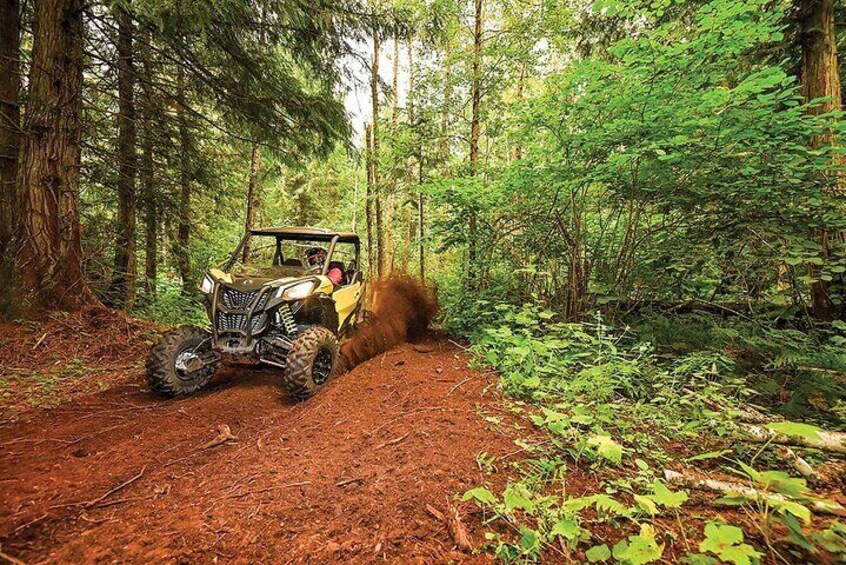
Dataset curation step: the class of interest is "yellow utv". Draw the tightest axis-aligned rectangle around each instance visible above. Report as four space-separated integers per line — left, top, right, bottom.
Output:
146 227 365 401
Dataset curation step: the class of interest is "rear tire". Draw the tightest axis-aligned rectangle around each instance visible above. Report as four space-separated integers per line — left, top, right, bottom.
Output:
146 326 217 397
281 326 339 401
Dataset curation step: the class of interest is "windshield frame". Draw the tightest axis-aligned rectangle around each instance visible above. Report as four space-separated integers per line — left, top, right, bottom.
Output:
223 233 346 275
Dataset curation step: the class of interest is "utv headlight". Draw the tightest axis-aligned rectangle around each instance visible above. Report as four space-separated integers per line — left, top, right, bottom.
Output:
199 275 214 294
277 281 315 300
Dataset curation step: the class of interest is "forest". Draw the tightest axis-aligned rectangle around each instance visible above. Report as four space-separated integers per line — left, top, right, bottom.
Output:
1 0 846 563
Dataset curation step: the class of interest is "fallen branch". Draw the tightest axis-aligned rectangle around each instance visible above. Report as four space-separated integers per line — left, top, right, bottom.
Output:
84 465 147 509
425 504 472 551
778 447 815 481
736 423 846 455
202 424 238 450
663 469 846 517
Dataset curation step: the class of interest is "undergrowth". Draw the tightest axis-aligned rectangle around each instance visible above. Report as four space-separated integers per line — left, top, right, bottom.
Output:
452 301 846 564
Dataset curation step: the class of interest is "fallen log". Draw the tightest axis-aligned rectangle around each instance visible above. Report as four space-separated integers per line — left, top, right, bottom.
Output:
663 469 846 517
736 423 846 455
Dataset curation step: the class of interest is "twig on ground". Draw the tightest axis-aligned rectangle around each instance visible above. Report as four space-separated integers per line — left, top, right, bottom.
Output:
202 424 238 450
32 332 48 350
84 466 147 508
336 477 365 487
375 432 410 450
0 546 27 565
445 377 472 397
447 339 470 351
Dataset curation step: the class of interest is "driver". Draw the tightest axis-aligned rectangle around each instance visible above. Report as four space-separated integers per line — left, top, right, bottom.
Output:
306 247 344 286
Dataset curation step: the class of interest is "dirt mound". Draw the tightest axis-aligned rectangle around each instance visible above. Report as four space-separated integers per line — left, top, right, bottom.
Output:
0 305 162 422
339 276 437 372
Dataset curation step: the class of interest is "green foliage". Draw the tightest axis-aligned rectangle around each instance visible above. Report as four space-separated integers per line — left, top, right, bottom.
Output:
698 522 762 565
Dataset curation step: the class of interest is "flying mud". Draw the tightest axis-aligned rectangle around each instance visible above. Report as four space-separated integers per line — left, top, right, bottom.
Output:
339 276 438 372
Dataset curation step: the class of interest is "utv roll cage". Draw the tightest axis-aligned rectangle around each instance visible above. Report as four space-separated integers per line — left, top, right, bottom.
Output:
226 227 361 276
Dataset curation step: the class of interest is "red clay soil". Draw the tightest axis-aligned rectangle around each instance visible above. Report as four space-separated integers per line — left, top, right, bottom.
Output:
0 334 530 564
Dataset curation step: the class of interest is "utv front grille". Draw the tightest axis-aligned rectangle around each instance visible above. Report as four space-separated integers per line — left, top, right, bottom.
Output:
217 312 267 333
221 288 268 309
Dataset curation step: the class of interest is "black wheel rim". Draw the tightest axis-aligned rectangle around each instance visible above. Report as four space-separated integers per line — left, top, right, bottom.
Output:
313 349 333 385
174 340 209 381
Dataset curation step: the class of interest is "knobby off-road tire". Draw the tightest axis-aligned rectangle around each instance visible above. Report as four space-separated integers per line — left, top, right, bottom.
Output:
146 326 217 398
281 326 340 401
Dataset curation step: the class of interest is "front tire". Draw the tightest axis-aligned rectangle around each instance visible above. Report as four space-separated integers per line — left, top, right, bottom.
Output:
281 327 339 401
146 326 217 397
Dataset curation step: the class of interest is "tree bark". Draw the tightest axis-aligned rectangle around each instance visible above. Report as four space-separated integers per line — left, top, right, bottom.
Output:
392 34 399 130
242 143 260 262
371 26 385 278
141 119 156 296
176 61 192 292
800 0 842 320
15 0 91 311
365 123 375 282
138 30 157 295
0 0 21 259
467 0 483 287
108 6 138 309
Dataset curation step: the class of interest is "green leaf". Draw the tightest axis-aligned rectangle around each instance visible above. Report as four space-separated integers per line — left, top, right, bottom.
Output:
699 522 762 565
613 524 664 564
634 494 659 516
504 488 536 514
550 517 583 541
767 421 823 441
685 449 731 462
652 480 688 508
588 434 623 465
586 544 612 563
462 487 497 506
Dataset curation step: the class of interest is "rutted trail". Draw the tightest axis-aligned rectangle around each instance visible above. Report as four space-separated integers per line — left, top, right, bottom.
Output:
0 335 519 564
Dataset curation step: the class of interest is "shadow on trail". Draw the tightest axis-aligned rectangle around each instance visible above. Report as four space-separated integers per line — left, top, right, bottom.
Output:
339 276 437 372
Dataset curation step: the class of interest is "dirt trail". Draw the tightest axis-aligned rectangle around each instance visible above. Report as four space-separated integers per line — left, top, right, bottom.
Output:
0 335 520 564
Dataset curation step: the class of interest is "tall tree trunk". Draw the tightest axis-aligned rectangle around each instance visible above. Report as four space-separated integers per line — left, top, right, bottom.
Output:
800 0 842 320
440 50 451 166
176 62 192 292
108 6 138 309
365 123 375 282
141 117 156 296
512 64 525 162
392 34 399 129
0 0 20 260
242 143 260 262
15 0 90 311
371 26 385 278
139 31 157 296
418 150 425 281
468 0 483 287
407 39 414 124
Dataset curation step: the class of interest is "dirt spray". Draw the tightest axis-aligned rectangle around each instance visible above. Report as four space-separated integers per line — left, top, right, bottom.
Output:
339 276 438 372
